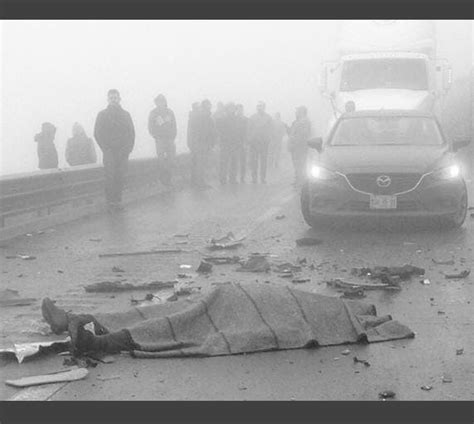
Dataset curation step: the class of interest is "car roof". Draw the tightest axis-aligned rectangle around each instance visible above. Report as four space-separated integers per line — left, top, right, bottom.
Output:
340 110 435 119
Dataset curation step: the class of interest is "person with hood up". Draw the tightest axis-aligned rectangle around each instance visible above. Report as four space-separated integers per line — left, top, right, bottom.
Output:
248 101 273 184
34 122 59 170
288 106 312 187
94 89 135 212
148 94 177 187
65 123 97 166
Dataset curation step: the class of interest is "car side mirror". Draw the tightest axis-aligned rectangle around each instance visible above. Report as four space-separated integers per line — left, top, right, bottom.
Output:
452 139 471 152
308 137 323 152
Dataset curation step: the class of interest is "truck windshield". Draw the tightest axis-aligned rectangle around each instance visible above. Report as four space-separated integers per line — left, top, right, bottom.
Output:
330 116 444 146
340 58 428 91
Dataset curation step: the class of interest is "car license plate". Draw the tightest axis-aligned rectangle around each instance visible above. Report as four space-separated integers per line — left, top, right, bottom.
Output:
369 195 397 209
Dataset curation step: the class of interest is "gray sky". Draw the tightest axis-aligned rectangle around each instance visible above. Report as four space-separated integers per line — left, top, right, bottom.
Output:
1 20 472 175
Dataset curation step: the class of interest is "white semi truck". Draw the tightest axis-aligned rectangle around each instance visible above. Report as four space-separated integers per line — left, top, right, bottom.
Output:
320 20 453 133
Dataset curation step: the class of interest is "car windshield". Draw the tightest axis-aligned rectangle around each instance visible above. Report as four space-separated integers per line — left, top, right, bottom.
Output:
330 116 444 146
340 58 428 91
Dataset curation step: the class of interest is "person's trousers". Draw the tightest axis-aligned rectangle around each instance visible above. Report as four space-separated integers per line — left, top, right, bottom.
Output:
239 144 247 182
249 140 269 183
291 148 308 185
219 144 238 184
191 149 210 186
155 138 176 186
103 150 129 205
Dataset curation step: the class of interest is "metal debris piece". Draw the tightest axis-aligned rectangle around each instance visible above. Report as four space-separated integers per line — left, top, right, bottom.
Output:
99 249 183 258
456 348 464 355
197 261 213 274
353 357 370 367
208 232 245 250
6 367 88 388
341 288 366 299
112 266 125 273
6 254 37 260
341 349 351 355
180 264 192 269
237 255 271 273
420 385 433 391
177 273 192 279
444 270 470 279
84 280 176 293
442 375 453 383
420 279 431 285
97 375 121 381
203 256 241 265
295 237 323 247
378 391 396 399
326 278 399 291
292 278 310 284
0 338 70 363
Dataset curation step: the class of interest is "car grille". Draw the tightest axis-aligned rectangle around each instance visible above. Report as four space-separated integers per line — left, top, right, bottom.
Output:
345 173 422 195
345 199 419 212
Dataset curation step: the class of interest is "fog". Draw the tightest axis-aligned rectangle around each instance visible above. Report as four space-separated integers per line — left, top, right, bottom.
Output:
1 20 472 176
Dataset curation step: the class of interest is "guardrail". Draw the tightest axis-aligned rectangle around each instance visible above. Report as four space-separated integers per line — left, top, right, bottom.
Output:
0 154 191 241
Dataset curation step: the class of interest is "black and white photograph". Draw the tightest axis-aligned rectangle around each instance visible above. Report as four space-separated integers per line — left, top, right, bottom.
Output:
0 16 473 409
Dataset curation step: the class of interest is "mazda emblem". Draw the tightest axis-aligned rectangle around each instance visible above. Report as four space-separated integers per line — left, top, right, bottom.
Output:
376 175 391 187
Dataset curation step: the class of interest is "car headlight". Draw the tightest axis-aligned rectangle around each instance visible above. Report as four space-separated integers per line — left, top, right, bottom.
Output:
309 165 338 181
431 165 461 180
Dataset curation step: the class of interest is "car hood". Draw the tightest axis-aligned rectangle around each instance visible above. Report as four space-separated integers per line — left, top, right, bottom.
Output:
337 89 435 112
320 145 450 174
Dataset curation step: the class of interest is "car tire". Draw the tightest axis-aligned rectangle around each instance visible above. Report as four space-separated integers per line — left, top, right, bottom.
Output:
301 182 322 228
442 181 468 229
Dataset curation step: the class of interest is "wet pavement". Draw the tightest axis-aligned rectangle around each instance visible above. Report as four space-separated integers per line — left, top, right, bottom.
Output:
0 164 473 400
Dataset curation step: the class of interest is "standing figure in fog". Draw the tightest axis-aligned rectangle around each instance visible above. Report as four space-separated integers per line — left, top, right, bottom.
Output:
94 89 135 212
248 101 273 184
235 104 249 183
269 112 287 169
34 122 59 170
288 106 311 187
66 123 97 167
148 94 177 188
216 103 240 185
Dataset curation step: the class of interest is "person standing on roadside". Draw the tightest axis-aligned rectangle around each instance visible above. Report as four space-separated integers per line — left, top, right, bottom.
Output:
269 112 287 169
94 89 135 212
288 106 311 187
35 122 59 170
248 101 273 184
148 94 177 187
66 122 97 167
235 104 249 183
216 103 240 185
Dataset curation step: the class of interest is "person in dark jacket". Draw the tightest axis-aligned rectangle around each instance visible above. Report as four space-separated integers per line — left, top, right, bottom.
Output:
94 89 135 212
288 106 312 187
235 104 249 183
216 103 240 185
148 94 177 187
66 123 97 167
189 99 217 188
34 122 59 170
248 101 273 184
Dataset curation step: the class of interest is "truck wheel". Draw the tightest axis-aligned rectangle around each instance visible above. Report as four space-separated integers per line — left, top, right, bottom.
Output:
301 182 321 228
443 183 468 229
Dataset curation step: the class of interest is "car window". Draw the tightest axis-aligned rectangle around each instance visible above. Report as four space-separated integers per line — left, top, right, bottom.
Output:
330 116 444 146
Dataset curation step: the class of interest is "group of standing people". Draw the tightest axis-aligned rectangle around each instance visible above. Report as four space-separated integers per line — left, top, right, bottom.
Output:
34 89 313 213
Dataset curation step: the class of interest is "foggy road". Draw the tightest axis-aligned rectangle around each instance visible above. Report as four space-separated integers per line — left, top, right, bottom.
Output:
1 165 473 401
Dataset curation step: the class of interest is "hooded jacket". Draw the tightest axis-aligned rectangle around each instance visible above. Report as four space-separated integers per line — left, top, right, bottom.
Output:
94 105 135 154
34 123 59 169
66 127 97 166
148 96 177 142
288 116 311 152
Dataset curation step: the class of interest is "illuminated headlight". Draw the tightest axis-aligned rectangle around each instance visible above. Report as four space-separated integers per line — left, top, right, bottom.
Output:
431 165 461 180
309 165 338 180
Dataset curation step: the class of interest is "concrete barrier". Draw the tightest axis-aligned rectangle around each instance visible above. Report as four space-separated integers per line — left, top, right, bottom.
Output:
0 154 191 241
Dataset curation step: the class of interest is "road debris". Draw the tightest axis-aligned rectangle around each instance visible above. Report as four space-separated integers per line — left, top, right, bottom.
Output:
208 232 245 250
420 279 431 285
131 293 157 305
197 261 213 274
177 273 192 279
84 280 176 293
5 367 88 388
203 256 241 265
275 215 286 220
97 375 121 381
292 278 310 284
99 249 183 258
112 266 125 273
353 357 370 367
175 286 200 296
0 289 36 307
275 263 302 274
456 348 464 355
341 349 351 355
420 385 433 391
444 270 470 279
174 233 189 238
351 265 425 282
0 338 70 363
341 288 366 299
442 375 453 383
89 238 102 242
378 390 396 399
5 254 37 260
432 258 455 265
326 279 400 291
295 237 323 246
180 264 192 269
237 255 271 273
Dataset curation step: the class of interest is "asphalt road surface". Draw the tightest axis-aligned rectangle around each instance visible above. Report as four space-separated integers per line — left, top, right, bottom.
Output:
1 164 473 401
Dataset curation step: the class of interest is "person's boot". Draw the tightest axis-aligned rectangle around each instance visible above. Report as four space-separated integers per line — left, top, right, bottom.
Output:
74 324 137 354
42 298 69 335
